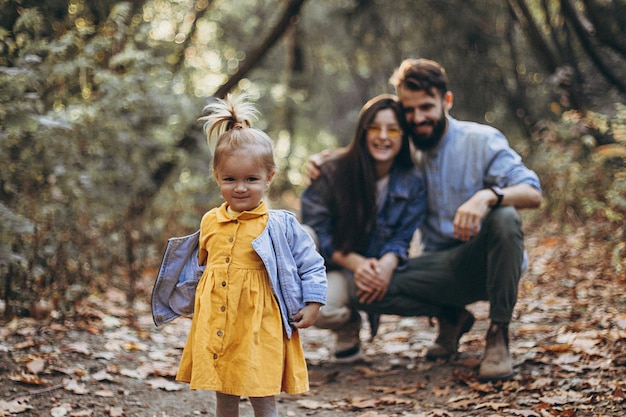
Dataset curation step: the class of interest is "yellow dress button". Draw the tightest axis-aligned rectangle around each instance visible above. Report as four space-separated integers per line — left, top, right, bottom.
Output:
221 281 226 287
225 257 230 263
217 330 223 337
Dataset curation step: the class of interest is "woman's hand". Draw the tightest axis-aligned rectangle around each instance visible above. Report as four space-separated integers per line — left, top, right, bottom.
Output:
354 254 397 304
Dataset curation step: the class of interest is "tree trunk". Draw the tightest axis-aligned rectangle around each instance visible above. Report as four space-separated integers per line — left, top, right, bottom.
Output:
507 0 559 73
561 0 626 94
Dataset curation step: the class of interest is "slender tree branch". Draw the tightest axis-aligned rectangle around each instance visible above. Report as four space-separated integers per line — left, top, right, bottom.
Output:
172 0 213 73
214 0 307 99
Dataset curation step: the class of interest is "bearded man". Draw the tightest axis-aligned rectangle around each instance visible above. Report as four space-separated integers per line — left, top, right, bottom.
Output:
307 58 542 381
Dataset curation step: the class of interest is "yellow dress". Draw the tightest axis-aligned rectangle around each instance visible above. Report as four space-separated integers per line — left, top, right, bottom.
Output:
176 201 309 396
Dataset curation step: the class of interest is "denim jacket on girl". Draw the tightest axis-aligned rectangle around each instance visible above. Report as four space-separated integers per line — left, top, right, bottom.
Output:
301 163 426 268
151 209 327 338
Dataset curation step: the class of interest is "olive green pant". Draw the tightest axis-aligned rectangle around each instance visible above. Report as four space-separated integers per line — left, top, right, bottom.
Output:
355 206 525 324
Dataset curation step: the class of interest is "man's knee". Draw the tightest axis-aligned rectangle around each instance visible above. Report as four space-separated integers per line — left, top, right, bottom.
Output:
485 206 522 241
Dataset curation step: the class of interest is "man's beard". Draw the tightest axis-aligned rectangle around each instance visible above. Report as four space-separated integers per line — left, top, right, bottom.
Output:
409 113 447 151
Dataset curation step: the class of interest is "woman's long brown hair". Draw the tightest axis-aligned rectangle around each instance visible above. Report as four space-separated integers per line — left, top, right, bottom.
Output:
324 94 413 255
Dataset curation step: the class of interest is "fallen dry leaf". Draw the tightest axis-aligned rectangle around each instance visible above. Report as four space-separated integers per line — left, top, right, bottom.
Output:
108 406 123 417
540 343 571 353
378 395 413 405
91 369 117 382
13 340 36 350
508 409 540 417
24 357 45 374
69 410 92 416
475 401 511 411
446 397 479 410
353 365 392 378
65 342 92 355
121 341 148 351
51 404 71 417
349 397 379 409
456 357 481 368
93 389 115 397
146 377 184 391
63 378 88 395
466 381 498 393
0 398 33 414
8 372 49 386
296 399 335 410
527 377 553 390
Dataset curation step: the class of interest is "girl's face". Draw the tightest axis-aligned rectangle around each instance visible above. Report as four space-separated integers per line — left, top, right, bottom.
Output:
214 153 275 212
365 108 403 167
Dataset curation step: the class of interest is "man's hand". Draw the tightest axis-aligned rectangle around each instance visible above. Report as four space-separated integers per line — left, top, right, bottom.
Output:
304 150 330 184
453 189 493 241
304 148 346 185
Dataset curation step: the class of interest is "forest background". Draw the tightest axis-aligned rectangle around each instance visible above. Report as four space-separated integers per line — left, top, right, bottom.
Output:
0 0 625 318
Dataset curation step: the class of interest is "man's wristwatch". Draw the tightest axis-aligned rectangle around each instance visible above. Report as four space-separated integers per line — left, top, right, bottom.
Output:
489 186 504 208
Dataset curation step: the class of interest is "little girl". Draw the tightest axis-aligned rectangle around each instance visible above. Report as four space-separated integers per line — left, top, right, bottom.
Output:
175 94 327 417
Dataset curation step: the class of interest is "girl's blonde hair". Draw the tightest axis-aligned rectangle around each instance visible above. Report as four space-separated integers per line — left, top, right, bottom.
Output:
199 93 277 175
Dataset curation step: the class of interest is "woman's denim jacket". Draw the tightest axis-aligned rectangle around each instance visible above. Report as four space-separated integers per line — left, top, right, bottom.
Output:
301 163 426 268
151 209 327 338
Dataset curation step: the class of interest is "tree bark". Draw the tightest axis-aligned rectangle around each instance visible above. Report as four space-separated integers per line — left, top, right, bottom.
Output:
507 0 559 73
581 0 626 59
561 0 626 94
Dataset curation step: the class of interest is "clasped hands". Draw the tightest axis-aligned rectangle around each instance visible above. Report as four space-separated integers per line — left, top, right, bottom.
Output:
354 258 394 305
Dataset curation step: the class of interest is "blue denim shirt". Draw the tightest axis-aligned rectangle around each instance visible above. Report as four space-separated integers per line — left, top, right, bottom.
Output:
151 209 327 338
416 117 542 252
300 163 426 267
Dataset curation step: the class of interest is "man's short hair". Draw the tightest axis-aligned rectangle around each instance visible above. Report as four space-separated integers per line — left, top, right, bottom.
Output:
390 58 448 97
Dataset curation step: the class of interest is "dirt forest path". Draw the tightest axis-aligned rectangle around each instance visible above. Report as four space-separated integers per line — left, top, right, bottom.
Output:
1 222 625 417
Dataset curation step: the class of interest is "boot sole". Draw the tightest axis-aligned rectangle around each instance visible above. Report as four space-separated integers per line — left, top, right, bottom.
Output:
477 371 514 383
333 345 364 364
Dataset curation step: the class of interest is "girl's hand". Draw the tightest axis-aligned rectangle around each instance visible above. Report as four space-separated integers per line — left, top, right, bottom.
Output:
290 302 322 329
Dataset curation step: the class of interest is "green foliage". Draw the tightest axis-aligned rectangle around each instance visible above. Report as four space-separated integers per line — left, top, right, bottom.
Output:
532 105 626 232
0 0 209 316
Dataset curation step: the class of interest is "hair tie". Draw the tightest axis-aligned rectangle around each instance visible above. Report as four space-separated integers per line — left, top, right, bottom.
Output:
233 121 248 129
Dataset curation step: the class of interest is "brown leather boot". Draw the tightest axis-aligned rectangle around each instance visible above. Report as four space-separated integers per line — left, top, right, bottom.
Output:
478 323 514 382
425 308 475 360
333 312 363 363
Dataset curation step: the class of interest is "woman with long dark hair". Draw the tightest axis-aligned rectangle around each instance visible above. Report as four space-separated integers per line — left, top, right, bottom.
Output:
301 94 426 362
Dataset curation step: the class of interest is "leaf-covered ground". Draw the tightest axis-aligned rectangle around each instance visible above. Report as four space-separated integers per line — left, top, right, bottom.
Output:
1 221 625 417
